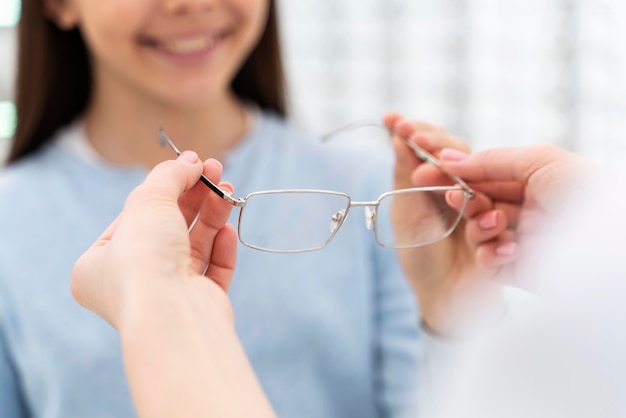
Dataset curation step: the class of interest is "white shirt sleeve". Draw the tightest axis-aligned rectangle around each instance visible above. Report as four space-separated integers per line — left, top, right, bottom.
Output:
417 285 539 417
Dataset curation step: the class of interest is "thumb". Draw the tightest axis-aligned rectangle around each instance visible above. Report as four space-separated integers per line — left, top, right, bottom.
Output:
439 145 573 185
124 151 204 214
440 145 594 212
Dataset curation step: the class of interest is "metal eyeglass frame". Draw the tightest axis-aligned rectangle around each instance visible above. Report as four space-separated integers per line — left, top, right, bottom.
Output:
159 122 475 253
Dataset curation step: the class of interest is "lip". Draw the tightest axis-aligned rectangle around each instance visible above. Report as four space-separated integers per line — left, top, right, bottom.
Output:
138 31 227 65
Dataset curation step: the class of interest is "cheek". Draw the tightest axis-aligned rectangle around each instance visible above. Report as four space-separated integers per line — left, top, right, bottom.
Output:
76 3 149 56
235 0 270 39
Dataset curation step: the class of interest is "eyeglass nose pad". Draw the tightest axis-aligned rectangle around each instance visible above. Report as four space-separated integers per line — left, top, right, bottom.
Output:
364 206 375 230
329 208 347 233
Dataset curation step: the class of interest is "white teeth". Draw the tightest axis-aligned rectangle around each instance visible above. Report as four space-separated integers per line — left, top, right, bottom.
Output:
162 36 217 54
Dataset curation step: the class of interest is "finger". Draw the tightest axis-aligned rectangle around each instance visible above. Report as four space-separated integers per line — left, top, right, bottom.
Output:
179 159 224 228
463 210 509 249
392 120 450 182
493 203 521 230
124 151 203 215
383 113 447 134
468 180 526 204
188 160 235 274
446 188 493 219
384 112 470 155
411 164 455 188
389 116 425 189
447 190 522 229
439 144 574 184
387 116 426 182
383 112 405 130
474 240 518 268
204 224 238 292
393 136 422 189
408 129 471 156
189 182 234 273
392 118 471 154
393 119 432 139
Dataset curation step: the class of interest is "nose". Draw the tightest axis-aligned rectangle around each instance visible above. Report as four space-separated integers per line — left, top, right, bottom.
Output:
163 0 214 15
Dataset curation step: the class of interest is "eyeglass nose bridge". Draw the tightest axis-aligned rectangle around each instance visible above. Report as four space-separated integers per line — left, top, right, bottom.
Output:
349 200 380 231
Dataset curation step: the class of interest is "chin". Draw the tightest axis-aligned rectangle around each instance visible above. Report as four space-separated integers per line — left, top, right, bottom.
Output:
155 86 226 110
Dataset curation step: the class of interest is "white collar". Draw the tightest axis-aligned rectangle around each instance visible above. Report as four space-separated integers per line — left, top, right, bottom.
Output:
56 119 107 164
55 105 261 165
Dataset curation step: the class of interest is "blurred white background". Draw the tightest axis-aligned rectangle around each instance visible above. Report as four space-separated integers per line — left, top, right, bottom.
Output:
2 0 626 170
0 0 17 162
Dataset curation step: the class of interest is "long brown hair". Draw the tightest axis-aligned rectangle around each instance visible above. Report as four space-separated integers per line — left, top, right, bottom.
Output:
8 0 287 164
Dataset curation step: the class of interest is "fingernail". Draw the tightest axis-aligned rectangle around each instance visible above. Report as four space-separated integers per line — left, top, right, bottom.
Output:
178 151 199 163
496 242 517 257
207 158 223 170
440 148 469 161
478 211 498 230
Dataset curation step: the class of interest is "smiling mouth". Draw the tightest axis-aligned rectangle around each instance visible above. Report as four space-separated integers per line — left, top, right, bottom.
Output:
139 34 225 55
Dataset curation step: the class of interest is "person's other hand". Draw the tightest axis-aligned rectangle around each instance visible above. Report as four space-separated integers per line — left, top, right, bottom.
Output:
71 151 237 329
440 143 596 277
385 112 596 335
384 113 508 335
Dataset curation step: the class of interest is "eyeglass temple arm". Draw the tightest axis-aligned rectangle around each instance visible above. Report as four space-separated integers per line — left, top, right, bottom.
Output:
158 129 246 207
403 140 475 198
322 120 475 199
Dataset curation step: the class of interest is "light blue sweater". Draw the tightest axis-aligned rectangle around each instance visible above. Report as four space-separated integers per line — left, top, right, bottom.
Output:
0 112 421 417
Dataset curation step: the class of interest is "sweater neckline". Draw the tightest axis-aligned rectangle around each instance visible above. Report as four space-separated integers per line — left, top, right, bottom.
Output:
54 106 264 173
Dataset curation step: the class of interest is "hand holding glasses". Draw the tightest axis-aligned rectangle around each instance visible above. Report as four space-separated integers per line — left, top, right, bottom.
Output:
159 122 475 253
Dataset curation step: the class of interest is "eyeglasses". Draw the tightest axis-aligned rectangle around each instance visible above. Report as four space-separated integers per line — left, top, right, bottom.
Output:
159 121 475 253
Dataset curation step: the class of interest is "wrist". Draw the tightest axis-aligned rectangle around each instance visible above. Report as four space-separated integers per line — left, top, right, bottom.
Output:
117 274 234 337
416 280 506 338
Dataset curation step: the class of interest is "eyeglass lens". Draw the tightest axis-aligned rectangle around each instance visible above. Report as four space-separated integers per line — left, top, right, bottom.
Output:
375 188 465 248
237 191 351 252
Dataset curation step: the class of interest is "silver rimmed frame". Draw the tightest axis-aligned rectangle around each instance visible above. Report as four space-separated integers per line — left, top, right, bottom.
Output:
159 123 475 253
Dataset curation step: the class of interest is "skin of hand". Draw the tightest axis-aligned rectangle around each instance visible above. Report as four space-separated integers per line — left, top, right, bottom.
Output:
71 151 237 328
71 152 276 418
385 112 596 335
384 113 512 336
439 143 597 271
